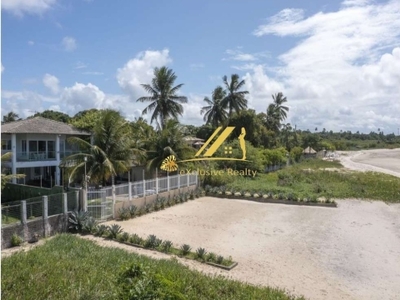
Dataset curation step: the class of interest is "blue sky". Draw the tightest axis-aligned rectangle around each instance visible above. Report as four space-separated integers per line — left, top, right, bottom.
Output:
2 0 400 133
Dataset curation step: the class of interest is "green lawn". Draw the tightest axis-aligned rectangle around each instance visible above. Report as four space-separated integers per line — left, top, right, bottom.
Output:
1 234 305 300
225 159 400 203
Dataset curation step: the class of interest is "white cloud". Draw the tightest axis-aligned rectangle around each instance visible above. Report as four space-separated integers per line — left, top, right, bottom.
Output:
82 71 104 75
1 0 57 17
62 36 77 52
117 49 172 100
248 0 400 133
43 73 60 94
181 94 207 126
224 49 270 62
74 61 87 69
1 63 4 73
28 40 34 46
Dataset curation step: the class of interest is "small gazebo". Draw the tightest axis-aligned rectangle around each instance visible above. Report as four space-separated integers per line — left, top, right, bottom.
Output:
303 146 317 158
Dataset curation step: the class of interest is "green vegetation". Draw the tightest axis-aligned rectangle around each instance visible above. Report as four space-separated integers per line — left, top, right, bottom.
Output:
222 159 400 203
1 235 304 300
10 233 23 247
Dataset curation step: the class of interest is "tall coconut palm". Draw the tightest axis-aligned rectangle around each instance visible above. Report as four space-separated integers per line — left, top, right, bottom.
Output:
271 92 289 123
221 74 248 117
145 119 194 171
61 110 144 187
201 86 228 128
265 103 280 132
2 111 20 124
137 66 187 129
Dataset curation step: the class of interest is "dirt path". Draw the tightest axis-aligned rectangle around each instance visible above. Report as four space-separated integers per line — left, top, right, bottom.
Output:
103 197 400 300
337 148 400 178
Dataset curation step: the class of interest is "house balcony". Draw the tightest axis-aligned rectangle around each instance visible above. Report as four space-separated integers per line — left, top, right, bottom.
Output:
15 151 83 162
17 151 56 162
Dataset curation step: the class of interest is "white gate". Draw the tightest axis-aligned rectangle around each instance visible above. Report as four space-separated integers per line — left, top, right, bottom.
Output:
87 190 113 221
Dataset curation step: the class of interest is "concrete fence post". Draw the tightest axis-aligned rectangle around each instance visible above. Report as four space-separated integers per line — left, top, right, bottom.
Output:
42 196 50 237
21 200 27 225
21 200 28 241
112 185 116 219
62 193 68 215
155 170 159 194
187 173 190 187
128 182 132 201
75 191 80 211
62 193 68 231
178 173 180 191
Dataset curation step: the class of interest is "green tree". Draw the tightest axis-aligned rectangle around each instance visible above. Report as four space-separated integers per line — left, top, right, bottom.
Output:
30 110 71 123
145 119 194 172
227 109 270 147
2 111 20 124
61 110 142 186
137 66 187 129
1 152 26 189
272 92 289 123
221 74 248 117
201 86 228 128
69 109 102 132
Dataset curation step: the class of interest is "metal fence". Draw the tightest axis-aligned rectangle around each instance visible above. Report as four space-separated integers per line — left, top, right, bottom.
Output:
1 191 80 228
86 190 113 221
1 204 21 226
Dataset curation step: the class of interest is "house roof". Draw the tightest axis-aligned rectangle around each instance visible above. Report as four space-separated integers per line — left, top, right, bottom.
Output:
1 117 91 135
303 146 317 154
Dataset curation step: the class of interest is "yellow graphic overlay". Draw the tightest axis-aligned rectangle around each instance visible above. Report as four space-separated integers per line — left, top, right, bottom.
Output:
160 126 249 171
160 155 178 172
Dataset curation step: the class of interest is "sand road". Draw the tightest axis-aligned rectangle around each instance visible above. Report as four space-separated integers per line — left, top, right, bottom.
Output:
105 197 400 300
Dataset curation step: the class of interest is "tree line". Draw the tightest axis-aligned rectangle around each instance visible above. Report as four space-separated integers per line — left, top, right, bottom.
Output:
2 66 400 186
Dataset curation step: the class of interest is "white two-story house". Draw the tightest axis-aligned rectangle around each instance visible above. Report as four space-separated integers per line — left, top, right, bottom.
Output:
1 117 91 187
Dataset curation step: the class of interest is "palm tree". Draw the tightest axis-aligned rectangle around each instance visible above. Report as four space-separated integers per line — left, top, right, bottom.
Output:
271 92 289 123
145 119 194 171
61 110 144 187
1 152 26 189
137 66 187 129
2 111 20 124
221 74 248 117
265 103 280 132
201 86 228 127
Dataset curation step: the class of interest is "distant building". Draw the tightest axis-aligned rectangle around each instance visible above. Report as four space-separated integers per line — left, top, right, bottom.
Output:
1 117 90 187
303 146 317 158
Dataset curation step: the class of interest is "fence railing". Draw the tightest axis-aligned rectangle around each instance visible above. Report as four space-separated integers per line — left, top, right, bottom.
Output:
1 191 80 228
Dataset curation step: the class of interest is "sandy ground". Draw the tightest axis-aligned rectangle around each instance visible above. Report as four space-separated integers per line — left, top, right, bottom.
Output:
102 197 400 300
337 148 400 178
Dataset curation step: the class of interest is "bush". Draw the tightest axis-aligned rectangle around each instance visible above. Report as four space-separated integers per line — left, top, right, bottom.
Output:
196 247 207 260
118 207 131 221
68 210 91 233
108 224 123 239
161 240 173 253
118 263 185 300
11 233 23 247
180 244 191 256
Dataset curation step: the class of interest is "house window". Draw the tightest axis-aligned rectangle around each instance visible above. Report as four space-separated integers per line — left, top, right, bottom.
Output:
48 141 55 159
1 140 11 150
22 140 27 153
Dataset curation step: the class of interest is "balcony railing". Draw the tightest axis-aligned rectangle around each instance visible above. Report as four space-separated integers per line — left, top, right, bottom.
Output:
17 151 56 161
10 151 83 162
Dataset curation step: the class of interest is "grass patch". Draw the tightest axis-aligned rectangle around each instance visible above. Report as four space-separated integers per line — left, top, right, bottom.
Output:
1 234 304 300
225 159 400 203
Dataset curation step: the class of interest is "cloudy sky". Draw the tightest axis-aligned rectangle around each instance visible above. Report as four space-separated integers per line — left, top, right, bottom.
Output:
1 0 400 133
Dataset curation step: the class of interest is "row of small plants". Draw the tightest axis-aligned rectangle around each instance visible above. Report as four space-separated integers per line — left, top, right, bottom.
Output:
205 185 337 205
118 187 204 221
68 210 237 270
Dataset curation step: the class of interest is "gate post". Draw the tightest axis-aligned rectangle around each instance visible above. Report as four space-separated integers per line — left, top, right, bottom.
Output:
128 182 132 201
112 185 116 219
42 196 50 237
